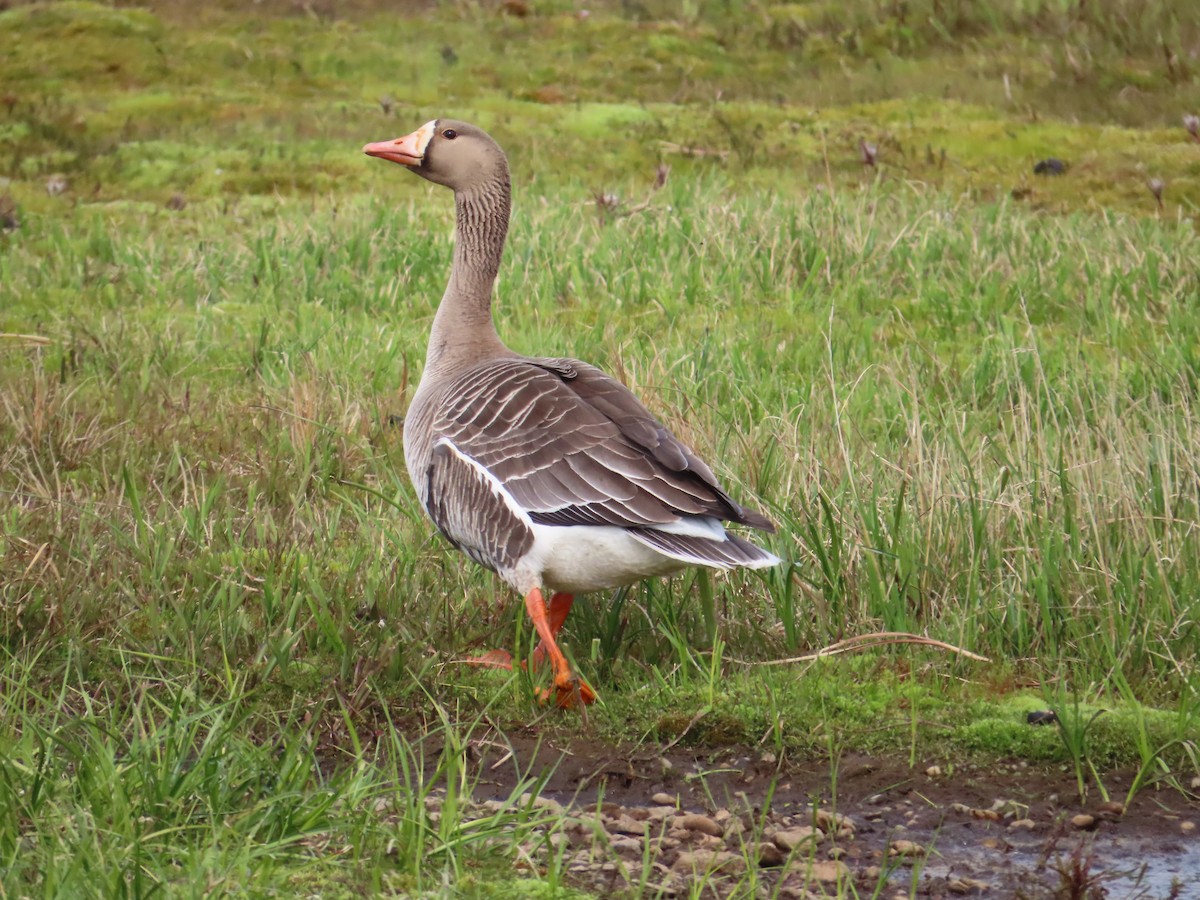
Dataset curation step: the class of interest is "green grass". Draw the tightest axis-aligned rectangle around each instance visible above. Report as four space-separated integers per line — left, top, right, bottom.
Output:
2 0 1200 895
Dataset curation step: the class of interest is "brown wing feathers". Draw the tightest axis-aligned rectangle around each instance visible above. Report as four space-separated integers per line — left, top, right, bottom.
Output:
432 358 774 534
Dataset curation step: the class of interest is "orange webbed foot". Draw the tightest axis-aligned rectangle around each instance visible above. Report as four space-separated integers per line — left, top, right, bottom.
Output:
536 674 597 709
461 649 515 669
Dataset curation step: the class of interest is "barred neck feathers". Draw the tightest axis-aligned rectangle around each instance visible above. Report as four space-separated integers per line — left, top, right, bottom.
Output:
426 176 512 372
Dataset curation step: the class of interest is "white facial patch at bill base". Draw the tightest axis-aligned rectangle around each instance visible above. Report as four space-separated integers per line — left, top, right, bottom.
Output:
412 120 438 157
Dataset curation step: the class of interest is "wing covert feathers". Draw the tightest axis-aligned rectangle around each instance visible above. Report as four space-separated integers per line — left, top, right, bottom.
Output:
426 438 534 574
430 357 776 536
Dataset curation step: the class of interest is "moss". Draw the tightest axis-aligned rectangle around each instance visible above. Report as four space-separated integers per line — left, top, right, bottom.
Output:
0 0 1195 215
0 2 166 87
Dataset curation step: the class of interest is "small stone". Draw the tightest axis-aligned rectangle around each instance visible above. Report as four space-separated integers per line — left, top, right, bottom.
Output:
947 877 991 894
970 808 1001 821
677 814 722 837
1071 814 1097 830
608 814 647 836
827 846 847 860
773 826 820 851
609 836 643 855
672 849 746 874
1033 158 1067 176
651 792 676 806
1181 821 1196 835
646 806 676 823
808 859 850 883
925 765 942 777
1096 800 1124 818
1008 818 1037 831
889 840 926 858
758 841 785 867
950 803 973 815
520 793 564 816
814 809 855 835
863 865 882 880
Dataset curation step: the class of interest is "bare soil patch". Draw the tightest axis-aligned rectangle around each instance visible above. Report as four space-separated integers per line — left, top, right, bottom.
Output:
445 732 1200 897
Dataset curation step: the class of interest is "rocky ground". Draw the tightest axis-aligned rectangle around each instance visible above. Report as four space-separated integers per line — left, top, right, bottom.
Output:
432 734 1200 898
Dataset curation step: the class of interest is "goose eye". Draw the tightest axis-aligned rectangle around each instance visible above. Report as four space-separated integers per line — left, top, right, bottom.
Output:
442 128 458 140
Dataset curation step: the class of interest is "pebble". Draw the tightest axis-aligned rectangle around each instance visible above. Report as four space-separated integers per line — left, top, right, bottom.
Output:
672 849 746 875
807 859 850 883
677 814 723 837
772 826 820 851
1008 818 1037 831
925 765 942 777
757 841 785 867
947 877 991 894
889 839 926 858
814 809 855 835
1182 821 1196 835
608 814 647 836
651 792 677 806
1071 814 1097 831
609 836 643 856
520 793 564 816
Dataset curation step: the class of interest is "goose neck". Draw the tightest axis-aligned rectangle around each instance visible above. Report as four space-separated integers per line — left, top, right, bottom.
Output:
426 177 512 370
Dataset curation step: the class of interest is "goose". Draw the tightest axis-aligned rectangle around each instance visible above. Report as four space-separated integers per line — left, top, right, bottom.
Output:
364 119 780 708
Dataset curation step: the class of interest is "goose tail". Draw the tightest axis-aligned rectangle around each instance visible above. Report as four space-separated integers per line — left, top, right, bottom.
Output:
628 526 781 571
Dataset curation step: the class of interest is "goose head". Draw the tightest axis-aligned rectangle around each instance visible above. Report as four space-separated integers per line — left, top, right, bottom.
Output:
363 119 507 191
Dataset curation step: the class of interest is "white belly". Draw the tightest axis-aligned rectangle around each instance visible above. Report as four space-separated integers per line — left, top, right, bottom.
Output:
515 523 689 595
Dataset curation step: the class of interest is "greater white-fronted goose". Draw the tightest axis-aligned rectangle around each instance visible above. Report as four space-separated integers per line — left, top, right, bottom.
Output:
364 119 779 707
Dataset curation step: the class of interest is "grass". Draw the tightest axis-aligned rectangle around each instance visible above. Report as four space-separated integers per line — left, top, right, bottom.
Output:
2 0 1200 895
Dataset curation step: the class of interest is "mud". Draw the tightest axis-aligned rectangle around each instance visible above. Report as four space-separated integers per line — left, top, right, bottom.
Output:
451 733 1200 898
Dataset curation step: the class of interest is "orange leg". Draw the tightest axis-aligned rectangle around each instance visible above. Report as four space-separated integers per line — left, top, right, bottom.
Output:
462 592 576 672
531 592 574 668
523 589 595 708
